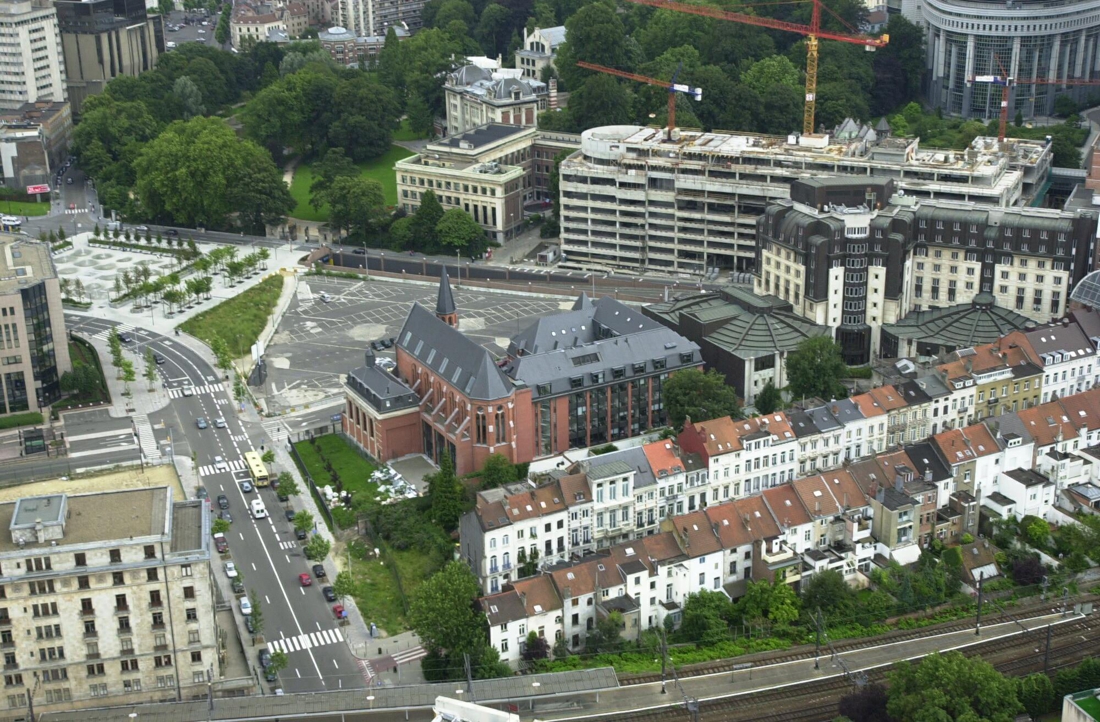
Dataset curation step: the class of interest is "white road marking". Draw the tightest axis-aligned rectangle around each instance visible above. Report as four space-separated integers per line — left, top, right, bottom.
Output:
316 621 321 631
295 668 301 678
251 563 257 571
265 595 270 604
333 659 339 669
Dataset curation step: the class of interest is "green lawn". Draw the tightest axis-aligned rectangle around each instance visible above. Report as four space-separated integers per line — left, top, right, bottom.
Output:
293 434 377 496
1077 696 1100 721
347 539 408 634
392 118 429 142
288 145 414 222
53 339 111 412
179 275 285 357
0 200 49 216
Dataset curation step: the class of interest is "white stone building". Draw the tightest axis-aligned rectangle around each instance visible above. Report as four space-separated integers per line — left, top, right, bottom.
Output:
0 0 66 111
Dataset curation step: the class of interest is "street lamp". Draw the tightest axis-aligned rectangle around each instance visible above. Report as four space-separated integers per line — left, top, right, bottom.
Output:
367 695 375 710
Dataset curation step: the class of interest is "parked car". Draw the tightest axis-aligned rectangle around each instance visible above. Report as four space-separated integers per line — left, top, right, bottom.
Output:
322 586 336 602
224 561 238 578
380 338 393 349
196 487 209 500
258 649 272 668
219 510 233 523
295 528 307 540
196 417 208 430
216 494 229 510
284 509 295 522
298 573 312 587
231 578 245 595
265 667 278 683
312 564 326 579
213 533 228 554
277 488 290 503
239 597 252 616
245 615 256 634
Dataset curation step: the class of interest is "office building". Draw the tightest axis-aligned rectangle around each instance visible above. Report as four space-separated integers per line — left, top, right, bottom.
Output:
0 238 70 415
317 24 406 66
0 0 66 112
0 101 72 187
558 124 1052 277
515 25 565 80
921 0 1100 119
396 124 578 243
754 177 1096 364
0 488 219 716
54 0 162 114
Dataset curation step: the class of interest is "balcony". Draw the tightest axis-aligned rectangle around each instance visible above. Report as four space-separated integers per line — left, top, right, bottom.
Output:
151 622 166 631
83 630 97 640
0 641 13 649
154 643 169 652
79 608 95 618
149 601 164 609
501 562 513 572
489 566 499 575
114 605 130 614
3 662 16 671
0 617 10 628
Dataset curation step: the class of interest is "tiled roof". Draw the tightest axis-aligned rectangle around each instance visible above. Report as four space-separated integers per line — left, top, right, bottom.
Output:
703 503 755 549
791 475 842 518
670 511 723 557
762 484 812 528
510 575 562 615
642 440 685 480
481 589 527 625
931 424 1000 465
732 495 781 541
681 416 743 456
865 385 907 412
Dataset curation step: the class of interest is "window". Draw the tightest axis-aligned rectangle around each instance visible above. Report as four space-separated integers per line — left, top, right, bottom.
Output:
190 651 202 664
186 608 198 622
143 545 156 560
181 564 192 577
120 659 139 672
146 568 158 582
74 553 86 567
183 586 195 600
108 549 121 564
77 575 90 590
112 572 124 586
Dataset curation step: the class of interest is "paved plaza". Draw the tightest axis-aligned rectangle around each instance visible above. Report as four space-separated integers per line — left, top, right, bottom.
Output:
259 275 571 412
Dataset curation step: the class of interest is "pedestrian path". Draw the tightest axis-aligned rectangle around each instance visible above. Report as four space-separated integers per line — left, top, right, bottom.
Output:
89 323 135 341
132 414 163 464
198 458 246 477
167 383 222 399
267 627 344 655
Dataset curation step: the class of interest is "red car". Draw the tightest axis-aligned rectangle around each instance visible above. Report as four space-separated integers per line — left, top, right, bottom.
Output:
298 573 312 587
213 533 228 554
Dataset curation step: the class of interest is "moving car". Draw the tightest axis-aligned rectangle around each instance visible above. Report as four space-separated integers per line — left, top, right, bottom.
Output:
224 561 238 578
214 456 228 471
118 333 133 343
298 573 312 587
216 494 229 510
135 225 149 232
239 596 252 615
182 386 194 397
196 417 208 430
219 510 232 523
250 499 267 519
214 418 227 429
322 586 337 602
153 353 165 364
240 480 254 493
312 564 326 579
352 248 366 255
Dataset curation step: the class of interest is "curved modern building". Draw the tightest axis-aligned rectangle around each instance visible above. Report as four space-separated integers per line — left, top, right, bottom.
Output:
921 0 1100 119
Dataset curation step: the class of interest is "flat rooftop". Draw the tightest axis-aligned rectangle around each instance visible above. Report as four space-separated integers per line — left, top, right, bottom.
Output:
0 239 57 295
12 494 65 526
0 487 169 553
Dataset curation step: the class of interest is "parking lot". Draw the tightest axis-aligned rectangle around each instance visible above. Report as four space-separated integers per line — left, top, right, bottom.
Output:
163 10 219 50
259 277 570 412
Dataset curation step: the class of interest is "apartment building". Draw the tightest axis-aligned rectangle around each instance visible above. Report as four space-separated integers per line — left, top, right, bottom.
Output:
678 414 799 502
936 341 1043 421
54 0 162 114
0 101 72 180
754 177 1095 364
335 0 424 39
482 575 562 664
0 239 70 415
514 26 565 80
1010 324 1100 404
317 24 407 66
0 0 66 112
558 124 1051 278
0 488 218 717
929 424 1003 499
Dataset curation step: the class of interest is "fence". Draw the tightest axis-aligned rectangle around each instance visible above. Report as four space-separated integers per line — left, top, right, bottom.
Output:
288 441 335 530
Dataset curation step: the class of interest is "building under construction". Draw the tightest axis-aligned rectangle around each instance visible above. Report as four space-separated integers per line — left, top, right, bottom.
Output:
558 123 1053 277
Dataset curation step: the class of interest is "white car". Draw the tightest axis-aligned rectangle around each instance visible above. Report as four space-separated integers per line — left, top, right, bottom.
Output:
182 386 194 397
197 28 205 33
239 596 252 615
214 417 227 429
224 561 238 578
214 456 228 472
250 499 267 519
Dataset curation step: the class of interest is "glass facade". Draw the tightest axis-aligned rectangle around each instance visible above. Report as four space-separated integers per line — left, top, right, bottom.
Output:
609 382 629 440
568 391 587 449
589 387 608 446
21 283 59 408
537 400 553 457
5 372 27 413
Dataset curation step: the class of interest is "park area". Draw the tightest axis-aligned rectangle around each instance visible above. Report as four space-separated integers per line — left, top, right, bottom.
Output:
53 338 110 415
288 145 414 222
293 433 449 634
179 274 285 357
0 199 48 216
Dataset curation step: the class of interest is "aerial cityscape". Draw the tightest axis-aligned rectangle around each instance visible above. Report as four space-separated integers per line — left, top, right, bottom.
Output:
1 0 1100 719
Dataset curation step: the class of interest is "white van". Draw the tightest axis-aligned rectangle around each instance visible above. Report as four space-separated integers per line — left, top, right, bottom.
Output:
250 499 267 519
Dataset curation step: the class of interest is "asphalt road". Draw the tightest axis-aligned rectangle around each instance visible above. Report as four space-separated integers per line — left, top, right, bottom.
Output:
64 314 367 694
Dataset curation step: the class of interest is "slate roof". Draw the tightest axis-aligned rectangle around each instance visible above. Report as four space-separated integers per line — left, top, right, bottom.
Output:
434 123 530 150
397 303 512 401
436 267 456 316
346 352 419 413
882 293 1033 350
537 25 566 47
507 296 699 399
481 589 527 625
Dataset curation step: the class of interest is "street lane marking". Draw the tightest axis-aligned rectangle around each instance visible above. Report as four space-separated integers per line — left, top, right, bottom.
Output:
251 563 256 571
333 660 339 669
265 595 270 604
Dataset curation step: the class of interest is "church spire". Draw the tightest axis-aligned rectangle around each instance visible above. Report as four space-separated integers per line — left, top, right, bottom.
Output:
436 267 458 327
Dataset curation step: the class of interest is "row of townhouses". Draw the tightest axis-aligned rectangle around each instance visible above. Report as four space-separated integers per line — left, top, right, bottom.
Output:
467 383 1100 661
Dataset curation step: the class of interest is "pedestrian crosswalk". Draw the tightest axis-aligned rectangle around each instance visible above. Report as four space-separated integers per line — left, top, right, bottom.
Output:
168 383 222 399
63 207 89 215
198 459 246 477
232 434 249 443
357 657 376 682
277 540 299 550
391 646 428 666
133 414 163 465
268 627 344 655
261 419 289 441
89 323 135 341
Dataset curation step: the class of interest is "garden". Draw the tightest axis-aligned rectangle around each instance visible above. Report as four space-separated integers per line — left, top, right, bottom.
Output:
288 145 414 222
54 338 110 413
179 274 285 357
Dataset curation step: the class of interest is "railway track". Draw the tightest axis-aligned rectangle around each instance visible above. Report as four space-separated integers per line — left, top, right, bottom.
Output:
588 609 1100 722
619 593 1100 686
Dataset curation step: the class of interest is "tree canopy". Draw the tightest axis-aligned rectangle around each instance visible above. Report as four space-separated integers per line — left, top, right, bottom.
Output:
663 368 741 429
886 651 1022 722
785 336 849 402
